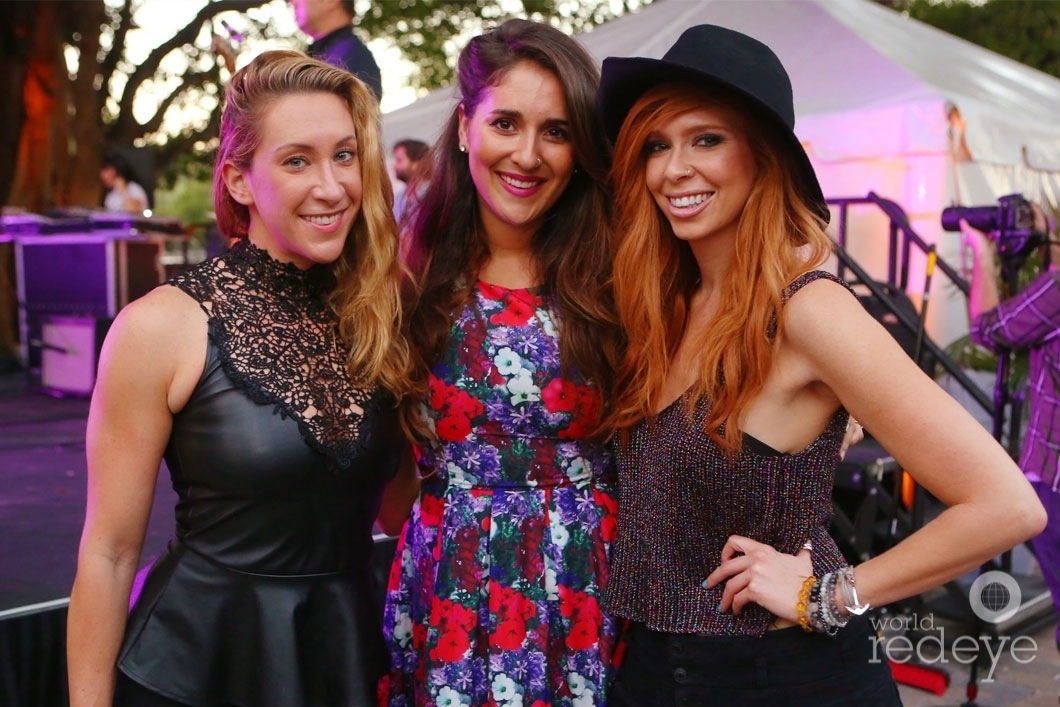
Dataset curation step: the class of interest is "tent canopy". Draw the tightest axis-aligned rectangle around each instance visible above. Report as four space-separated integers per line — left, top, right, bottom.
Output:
382 0 1060 171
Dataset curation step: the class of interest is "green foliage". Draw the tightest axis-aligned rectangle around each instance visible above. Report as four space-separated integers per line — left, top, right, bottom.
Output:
357 0 648 91
153 175 214 228
901 0 1060 79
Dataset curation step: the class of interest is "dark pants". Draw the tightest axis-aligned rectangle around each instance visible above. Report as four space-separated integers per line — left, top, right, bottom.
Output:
1030 481 1060 650
610 616 901 706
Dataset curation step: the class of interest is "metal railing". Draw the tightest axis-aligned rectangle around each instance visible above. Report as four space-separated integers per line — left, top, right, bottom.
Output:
827 192 992 416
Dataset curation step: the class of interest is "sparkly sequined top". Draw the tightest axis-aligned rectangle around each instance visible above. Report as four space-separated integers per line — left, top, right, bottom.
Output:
605 271 852 637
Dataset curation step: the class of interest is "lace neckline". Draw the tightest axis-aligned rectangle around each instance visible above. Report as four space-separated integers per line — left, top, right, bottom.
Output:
171 239 381 471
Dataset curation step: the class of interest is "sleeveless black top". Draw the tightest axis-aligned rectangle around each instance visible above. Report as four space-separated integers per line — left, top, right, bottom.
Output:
117 240 401 706
606 271 853 636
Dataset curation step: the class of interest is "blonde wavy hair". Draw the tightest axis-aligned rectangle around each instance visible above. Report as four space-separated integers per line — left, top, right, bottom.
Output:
213 49 415 405
608 83 832 453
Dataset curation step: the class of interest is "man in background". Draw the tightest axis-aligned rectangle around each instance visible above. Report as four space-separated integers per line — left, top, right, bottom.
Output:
289 0 382 101
392 138 429 224
963 205 1060 652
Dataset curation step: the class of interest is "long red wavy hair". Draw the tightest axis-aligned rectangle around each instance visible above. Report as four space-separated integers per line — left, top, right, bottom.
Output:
608 83 833 453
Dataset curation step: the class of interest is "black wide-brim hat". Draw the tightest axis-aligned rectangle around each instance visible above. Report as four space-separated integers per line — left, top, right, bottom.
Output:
598 24 830 223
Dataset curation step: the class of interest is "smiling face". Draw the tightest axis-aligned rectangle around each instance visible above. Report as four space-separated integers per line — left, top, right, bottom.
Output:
457 60 575 245
644 102 757 249
223 91 361 269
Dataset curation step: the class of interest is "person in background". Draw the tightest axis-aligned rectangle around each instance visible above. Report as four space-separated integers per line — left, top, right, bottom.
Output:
289 0 383 101
100 153 148 214
391 138 429 224
380 18 624 706
963 206 1060 654
67 50 415 706
598 24 1046 705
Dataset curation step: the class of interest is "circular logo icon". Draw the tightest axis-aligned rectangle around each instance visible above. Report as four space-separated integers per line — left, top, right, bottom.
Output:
968 570 1021 624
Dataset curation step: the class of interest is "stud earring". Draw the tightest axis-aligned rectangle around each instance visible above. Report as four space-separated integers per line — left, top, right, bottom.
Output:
459 144 467 153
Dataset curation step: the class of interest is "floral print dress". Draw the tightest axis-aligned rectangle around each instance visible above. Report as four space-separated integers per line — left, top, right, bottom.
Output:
382 281 620 706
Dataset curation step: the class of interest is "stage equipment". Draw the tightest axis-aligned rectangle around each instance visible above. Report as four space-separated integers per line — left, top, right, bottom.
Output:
14 231 165 389
941 193 1045 275
39 316 109 397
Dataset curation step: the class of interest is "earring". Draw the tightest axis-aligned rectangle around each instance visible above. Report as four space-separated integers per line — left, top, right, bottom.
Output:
459 144 467 153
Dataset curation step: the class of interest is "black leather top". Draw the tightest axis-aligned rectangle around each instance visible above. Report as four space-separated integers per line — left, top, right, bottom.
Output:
115 242 401 706
118 340 400 706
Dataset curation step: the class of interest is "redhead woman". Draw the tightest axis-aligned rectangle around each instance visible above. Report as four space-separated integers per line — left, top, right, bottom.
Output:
599 24 1045 706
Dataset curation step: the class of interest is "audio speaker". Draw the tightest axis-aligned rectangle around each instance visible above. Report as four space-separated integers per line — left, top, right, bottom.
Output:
40 316 110 397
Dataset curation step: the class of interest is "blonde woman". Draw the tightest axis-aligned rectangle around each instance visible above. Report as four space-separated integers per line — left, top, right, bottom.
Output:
67 50 414 706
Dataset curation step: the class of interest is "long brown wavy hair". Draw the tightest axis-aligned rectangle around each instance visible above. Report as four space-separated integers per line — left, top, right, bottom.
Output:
608 83 833 453
403 19 622 434
213 50 415 405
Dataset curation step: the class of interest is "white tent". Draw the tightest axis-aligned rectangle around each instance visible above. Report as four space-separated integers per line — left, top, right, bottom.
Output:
383 0 1060 345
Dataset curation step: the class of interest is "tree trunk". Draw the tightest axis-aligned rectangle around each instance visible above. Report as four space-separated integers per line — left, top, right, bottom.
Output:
0 2 35 211
8 1 67 212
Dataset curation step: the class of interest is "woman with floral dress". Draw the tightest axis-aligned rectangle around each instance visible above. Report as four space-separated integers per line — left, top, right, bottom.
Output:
379 19 624 706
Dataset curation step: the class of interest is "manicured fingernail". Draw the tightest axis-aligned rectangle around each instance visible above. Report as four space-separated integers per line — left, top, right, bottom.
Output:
701 579 709 589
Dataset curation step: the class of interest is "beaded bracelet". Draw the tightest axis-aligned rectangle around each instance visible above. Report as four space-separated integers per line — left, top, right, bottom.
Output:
797 575 816 633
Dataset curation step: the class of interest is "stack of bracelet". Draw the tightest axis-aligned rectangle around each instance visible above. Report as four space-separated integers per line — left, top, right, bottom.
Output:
796 566 857 636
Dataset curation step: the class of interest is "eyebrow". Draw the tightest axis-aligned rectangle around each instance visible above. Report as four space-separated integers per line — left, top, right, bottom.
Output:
272 135 357 154
488 108 569 128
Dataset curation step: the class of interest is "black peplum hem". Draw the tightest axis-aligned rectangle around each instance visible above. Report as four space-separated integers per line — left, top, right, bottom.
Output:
118 540 387 707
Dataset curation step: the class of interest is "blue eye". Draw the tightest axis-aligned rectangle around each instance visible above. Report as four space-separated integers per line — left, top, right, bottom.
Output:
285 156 308 168
695 134 723 147
336 149 357 162
643 141 669 155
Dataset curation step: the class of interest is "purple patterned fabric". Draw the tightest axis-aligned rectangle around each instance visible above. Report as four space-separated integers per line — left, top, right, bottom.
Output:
382 281 620 706
970 270 1060 489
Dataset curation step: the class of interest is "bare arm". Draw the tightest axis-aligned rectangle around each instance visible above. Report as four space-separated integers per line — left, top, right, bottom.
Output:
67 287 204 706
793 281 1043 609
962 219 1001 322
708 279 1044 621
376 443 420 536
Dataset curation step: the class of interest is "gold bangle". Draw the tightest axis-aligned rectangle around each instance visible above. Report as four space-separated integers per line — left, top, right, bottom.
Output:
797 575 816 633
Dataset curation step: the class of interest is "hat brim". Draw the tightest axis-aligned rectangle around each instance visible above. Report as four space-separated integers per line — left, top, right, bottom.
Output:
598 56 829 223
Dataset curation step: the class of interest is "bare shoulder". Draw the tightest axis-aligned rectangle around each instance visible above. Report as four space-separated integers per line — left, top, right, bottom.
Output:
782 276 869 344
107 284 205 348
100 284 208 411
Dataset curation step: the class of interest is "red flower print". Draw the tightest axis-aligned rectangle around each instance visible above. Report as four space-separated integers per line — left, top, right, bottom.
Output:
490 298 535 326
428 375 453 409
436 413 472 442
542 378 578 414
420 493 444 526
566 619 599 650
559 419 588 440
571 593 602 625
558 585 576 619
447 388 485 418
430 629 470 662
600 514 617 543
493 618 527 650
443 601 478 632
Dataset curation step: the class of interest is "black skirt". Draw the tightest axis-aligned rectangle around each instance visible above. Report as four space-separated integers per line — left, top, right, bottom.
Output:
610 615 901 706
